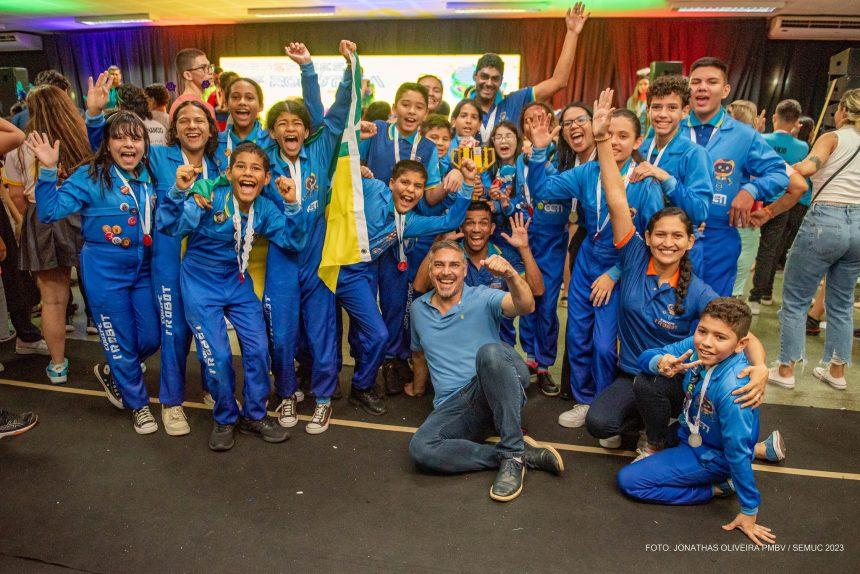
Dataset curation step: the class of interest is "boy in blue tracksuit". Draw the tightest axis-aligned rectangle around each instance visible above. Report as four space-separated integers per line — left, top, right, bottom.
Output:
632 75 712 227
683 57 789 296
328 160 475 424
262 41 355 435
617 297 777 548
29 113 162 435
157 142 305 451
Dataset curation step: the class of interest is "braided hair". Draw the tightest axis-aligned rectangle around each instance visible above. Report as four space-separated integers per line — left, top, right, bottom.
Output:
646 206 694 315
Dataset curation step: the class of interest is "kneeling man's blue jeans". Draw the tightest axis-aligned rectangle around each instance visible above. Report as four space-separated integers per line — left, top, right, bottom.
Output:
409 343 530 473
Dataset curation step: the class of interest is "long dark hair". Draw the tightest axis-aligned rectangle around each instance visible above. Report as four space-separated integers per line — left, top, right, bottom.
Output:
88 111 156 191
556 101 592 172
167 99 219 162
646 206 694 314
610 108 645 163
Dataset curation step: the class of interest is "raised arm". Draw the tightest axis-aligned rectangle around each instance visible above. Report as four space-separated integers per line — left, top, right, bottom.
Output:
156 165 207 237
532 3 589 102
526 112 583 202
500 212 544 297
485 254 535 317
259 176 307 251
26 132 88 222
84 72 112 151
0 117 25 154
286 42 325 132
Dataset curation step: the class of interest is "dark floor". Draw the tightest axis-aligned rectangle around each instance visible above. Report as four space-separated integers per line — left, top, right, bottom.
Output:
1 338 858 573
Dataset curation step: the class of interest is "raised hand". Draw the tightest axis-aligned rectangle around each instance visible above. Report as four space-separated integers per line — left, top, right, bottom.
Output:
359 120 378 140
339 40 357 64
460 157 478 185
722 513 776 548
24 132 60 169
442 168 464 193
86 71 112 116
755 109 767 133
565 2 590 34
657 349 701 377
529 112 553 149
500 212 530 250
359 165 374 179
488 180 509 209
276 176 298 204
592 88 615 139
480 254 516 280
175 164 202 191
285 42 312 65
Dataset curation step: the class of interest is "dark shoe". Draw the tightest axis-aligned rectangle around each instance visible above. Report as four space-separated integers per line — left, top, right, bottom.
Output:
490 457 525 502
395 357 414 383
523 436 564 474
94 363 124 410
349 387 387 415
331 384 343 400
209 423 235 451
0 409 38 439
560 374 573 401
525 360 538 377
238 416 290 443
806 314 821 336
381 359 403 395
65 315 75 333
86 316 99 335
537 372 560 397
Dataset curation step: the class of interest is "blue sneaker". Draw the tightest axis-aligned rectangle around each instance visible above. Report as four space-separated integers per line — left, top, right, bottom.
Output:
46 358 69 384
762 430 786 462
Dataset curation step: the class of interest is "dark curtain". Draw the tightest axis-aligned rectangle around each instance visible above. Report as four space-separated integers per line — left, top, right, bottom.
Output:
39 18 857 122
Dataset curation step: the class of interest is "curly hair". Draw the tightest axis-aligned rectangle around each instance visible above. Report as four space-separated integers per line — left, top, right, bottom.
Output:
646 207 695 315
116 84 152 120
166 99 219 162
701 297 752 339
647 75 691 107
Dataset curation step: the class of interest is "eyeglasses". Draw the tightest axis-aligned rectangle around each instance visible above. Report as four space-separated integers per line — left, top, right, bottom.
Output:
187 63 215 74
493 134 516 142
561 115 590 129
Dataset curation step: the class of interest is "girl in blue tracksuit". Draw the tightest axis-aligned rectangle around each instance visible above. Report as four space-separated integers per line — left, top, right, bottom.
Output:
157 142 305 451
617 326 776 547
262 41 355 434
528 105 664 422
28 112 162 435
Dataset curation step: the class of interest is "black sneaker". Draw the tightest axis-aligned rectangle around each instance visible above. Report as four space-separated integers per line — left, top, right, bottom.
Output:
94 363 124 410
209 423 236 451
86 317 99 335
381 358 403 396
238 416 290 443
806 314 821 336
395 357 414 384
349 387 388 415
537 372 560 397
132 406 158 435
490 457 525 502
560 374 573 401
65 315 75 333
0 409 38 439
523 436 564 474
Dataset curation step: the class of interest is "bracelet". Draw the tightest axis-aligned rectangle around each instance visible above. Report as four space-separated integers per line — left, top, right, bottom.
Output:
594 135 611 143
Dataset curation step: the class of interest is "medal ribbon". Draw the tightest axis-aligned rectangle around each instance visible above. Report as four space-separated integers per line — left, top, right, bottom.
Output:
684 366 714 440
479 107 499 144
594 160 635 240
392 125 421 165
279 150 302 208
181 150 208 180
113 166 152 242
394 210 407 267
231 194 255 282
687 112 726 151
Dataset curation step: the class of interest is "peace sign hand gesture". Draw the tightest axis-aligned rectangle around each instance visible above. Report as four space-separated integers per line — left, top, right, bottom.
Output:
656 349 701 377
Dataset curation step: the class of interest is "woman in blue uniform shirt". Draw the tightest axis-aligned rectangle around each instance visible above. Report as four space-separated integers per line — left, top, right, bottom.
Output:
28 113 162 435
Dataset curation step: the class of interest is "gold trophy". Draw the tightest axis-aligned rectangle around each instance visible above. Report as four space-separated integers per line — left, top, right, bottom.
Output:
450 146 496 200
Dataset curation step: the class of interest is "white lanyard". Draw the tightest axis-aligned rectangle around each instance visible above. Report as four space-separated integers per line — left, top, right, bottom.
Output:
479 107 498 144
522 162 531 206
225 124 258 157
394 210 407 269
181 150 208 180
393 127 420 164
231 194 255 282
113 167 152 244
574 148 597 168
279 151 302 208
684 366 714 441
688 114 725 151
594 161 635 240
646 139 670 168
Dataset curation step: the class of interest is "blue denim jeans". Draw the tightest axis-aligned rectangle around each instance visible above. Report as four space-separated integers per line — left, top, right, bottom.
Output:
409 343 530 473
779 203 860 366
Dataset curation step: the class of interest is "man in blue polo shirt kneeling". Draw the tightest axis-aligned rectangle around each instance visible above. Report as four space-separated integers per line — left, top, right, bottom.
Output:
408 240 564 502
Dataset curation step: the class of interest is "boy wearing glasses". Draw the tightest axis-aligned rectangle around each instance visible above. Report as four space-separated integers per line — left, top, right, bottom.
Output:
175 48 214 99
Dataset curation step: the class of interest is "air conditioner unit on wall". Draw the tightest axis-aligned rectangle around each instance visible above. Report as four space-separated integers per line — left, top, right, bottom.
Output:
768 16 860 40
0 32 43 52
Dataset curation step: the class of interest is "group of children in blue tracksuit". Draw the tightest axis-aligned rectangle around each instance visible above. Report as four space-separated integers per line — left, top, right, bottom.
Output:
22 22 793 544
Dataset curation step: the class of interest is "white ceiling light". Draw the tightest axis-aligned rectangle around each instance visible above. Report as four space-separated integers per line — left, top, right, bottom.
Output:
75 13 153 25
671 2 784 13
248 6 336 18
446 2 548 15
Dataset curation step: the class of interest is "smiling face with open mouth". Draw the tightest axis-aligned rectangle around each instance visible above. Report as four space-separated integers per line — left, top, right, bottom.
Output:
429 246 467 301
689 66 731 122
228 80 262 133
175 105 212 153
561 106 593 155
473 66 502 106
418 76 444 113
272 112 309 161
226 150 271 208
693 315 743 367
109 131 145 172
460 208 494 255
389 169 427 214
492 125 518 163
394 90 429 136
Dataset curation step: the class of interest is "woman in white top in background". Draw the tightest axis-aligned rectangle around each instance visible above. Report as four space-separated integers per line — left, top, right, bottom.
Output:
769 88 860 391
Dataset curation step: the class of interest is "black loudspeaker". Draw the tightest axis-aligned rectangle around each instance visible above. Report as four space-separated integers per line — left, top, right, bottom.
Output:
831 75 860 102
829 48 860 77
650 61 683 81
0 67 28 116
823 102 839 129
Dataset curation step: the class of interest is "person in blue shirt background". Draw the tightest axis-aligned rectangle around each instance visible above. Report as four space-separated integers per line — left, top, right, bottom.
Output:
618 298 778 548
158 142 304 451
469 2 588 141
28 112 162 436
528 96 664 431
748 99 810 313
683 57 789 296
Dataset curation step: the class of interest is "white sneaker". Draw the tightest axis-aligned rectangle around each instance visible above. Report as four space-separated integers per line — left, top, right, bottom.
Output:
15 338 49 356
558 404 589 428
748 301 761 316
276 395 298 428
813 367 847 390
633 447 655 463
305 402 332 434
203 392 215 406
767 366 795 389
599 435 622 449
761 297 773 306
132 406 158 435
161 405 190 436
